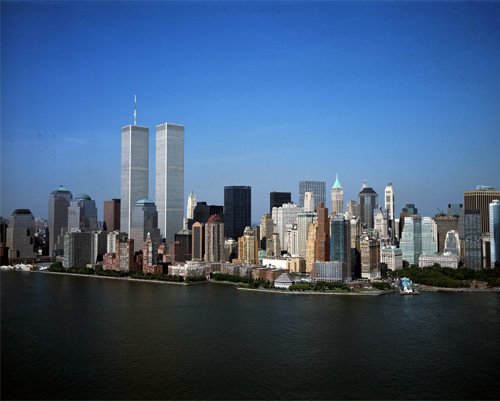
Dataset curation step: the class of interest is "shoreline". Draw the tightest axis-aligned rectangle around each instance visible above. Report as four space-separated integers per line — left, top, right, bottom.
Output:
30 270 199 286
3 270 500 293
417 284 500 293
236 287 394 296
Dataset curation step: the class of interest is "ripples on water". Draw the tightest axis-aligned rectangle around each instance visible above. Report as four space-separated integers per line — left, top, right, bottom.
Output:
2 272 500 400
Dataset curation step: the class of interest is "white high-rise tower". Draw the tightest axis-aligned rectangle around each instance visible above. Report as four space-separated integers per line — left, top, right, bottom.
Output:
156 122 185 245
385 183 395 221
187 191 196 220
120 97 149 235
330 174 343 215
304 192 315 212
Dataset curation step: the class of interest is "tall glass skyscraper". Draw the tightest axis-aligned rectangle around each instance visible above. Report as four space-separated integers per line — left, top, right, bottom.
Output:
48 185 73 256
330 214 351 278
224 186 251 239
299 181 326 209
67 194 98 233
156 123 184 245
358 181 378 229
400 216 422 266
121 124 149 235
489 200 500 268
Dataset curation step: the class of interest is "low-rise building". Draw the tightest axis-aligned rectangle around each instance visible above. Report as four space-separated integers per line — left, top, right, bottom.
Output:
274 273 294 289
168 261 206 279
418 252 460 269
251 267 284 283
261 256 305 273
311 261 346 282
380 246 403 271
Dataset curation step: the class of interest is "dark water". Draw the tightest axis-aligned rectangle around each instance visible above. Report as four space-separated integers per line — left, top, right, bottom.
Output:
2 272 500 400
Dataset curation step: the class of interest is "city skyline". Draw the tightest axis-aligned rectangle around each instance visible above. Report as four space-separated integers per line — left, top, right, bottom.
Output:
2 1 500 220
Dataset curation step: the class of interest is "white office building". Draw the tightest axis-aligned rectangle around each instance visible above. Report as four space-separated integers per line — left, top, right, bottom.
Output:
272 203 303 250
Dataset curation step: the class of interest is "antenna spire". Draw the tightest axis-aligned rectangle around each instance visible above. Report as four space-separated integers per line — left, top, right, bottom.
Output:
133 95 137 125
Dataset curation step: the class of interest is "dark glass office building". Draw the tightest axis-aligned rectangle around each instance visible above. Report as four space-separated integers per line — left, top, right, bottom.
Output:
193 202 224 225
224 186 251 239
270 192 291 213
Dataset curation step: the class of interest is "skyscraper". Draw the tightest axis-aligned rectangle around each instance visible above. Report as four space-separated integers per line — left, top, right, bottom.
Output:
464 186 500 234
67 194 98 233
400 215 422 266
304 192 315 213
330 214 351 279
296 211 316 257
205 214 224 262
191 222 204 261
187 192 196 220
272 202 303 250
299 181 326 208
315 203 330 262
121 122 149 235
129 199 161 252
433 215 459 253
330 174 343 215
6 209 36 259
384 183 395 221
421 216 438 255
358 181 378 229
270 192 291 213
489 200 500 268
156 122 185 245
224 186 251 239
103 199 121 232
464 210 482 270
48 185 73 256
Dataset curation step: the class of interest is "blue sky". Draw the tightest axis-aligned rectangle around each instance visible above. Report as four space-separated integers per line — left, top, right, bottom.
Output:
1 1 499 222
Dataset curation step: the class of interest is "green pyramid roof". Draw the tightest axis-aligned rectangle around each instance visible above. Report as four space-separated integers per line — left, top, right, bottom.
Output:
332 174 342 190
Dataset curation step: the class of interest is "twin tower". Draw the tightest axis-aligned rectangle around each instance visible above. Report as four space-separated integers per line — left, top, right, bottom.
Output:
120 119 184 246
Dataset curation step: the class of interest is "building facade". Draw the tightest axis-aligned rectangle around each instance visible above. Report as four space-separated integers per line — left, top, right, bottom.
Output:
191 222 204 261
315 204 330 262
48 185 73 256
270 192 291 213
489 200 500 268
330 214 351 279
67 194 98 233
103 199 121 232
330 174 343 215
464 210 482 270
224 186 251 239
6 209 36 260
380 246 402 271
400 216 422 266
296 211 316 258
156 123 184 245
272 203 303 250
121 124 149 235
187 191 196 220
358 181 378 229
129 199 161 252
205 215 225 262
360 236 380 279
464 186 500 235
299 181 326 209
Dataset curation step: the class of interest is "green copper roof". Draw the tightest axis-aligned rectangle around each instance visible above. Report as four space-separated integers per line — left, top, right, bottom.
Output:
332 174 342 190
53 185 71 193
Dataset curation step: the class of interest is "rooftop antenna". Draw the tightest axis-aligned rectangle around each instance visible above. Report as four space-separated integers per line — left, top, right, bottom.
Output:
133 95 137 125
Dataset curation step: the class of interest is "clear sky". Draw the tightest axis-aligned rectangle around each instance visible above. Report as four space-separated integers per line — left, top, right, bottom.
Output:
1 1 499 222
